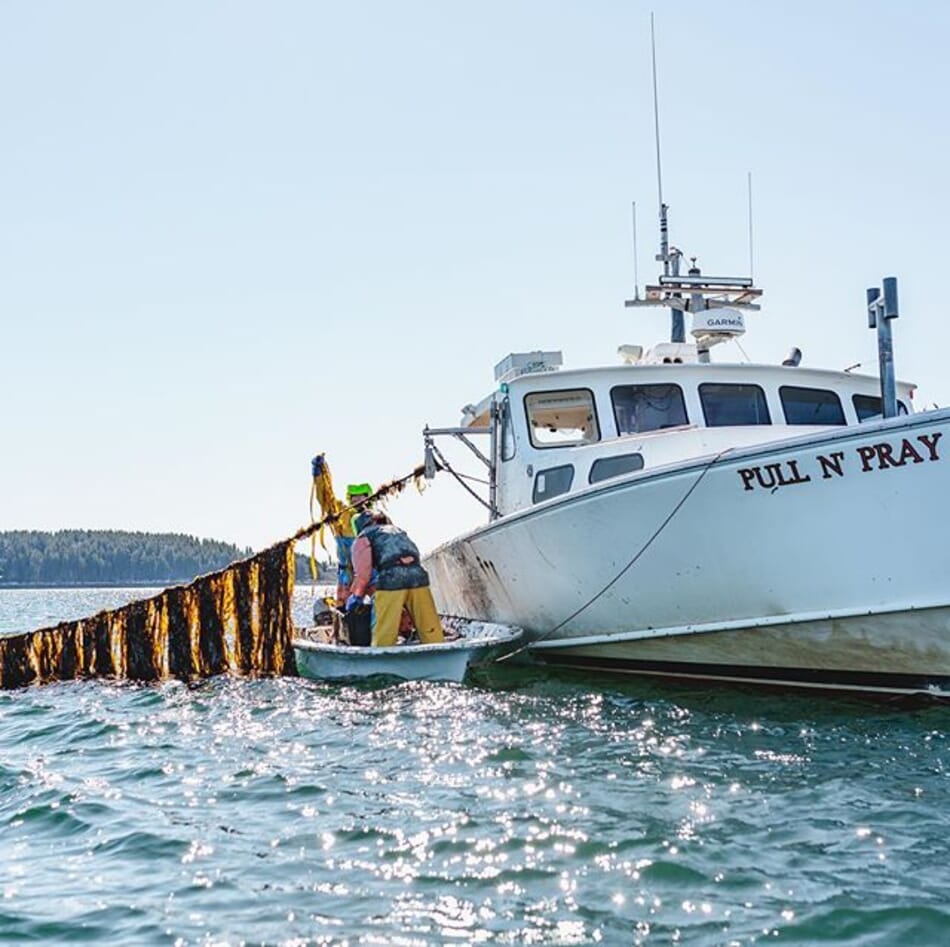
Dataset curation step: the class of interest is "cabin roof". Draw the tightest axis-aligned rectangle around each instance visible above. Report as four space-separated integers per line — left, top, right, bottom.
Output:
505 360 891 390
460 359 916 427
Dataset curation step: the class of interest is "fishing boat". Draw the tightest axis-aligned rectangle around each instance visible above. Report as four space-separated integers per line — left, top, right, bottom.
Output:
293 619 523 683
417 203 950 696
407 17 950 699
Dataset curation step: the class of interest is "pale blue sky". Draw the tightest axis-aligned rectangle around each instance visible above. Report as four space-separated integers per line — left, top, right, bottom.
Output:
2 1 948 553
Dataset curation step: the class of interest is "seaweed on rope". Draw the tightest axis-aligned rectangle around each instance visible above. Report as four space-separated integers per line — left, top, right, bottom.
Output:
0 465 426 689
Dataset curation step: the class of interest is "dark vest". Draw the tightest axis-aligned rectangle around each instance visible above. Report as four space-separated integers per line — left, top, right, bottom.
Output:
362 524 430 591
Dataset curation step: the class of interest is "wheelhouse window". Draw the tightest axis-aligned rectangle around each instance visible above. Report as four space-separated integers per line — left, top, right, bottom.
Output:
524 389 599 448
533 465 574 504
589 453 644 484
611 384 688 435
779 386 846 425
853 394 908 422
699 383 770 427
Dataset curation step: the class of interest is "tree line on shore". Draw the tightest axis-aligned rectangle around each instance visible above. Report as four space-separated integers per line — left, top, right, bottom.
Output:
0 530 334 586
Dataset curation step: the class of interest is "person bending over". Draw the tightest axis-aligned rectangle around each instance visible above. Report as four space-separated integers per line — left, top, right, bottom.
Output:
347 513 444 647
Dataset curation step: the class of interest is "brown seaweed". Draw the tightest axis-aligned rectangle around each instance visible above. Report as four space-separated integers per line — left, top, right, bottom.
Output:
0 465 425 689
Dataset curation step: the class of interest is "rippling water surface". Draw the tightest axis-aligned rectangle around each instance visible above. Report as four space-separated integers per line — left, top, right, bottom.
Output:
1 588 949 945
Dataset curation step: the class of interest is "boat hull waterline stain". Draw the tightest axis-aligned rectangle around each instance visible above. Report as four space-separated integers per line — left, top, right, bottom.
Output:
0 466 425 690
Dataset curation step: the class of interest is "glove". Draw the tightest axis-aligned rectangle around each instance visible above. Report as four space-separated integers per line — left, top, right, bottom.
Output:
345 594 362 613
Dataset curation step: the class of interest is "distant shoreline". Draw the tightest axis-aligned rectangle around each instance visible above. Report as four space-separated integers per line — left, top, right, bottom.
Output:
0 580 333 591
0 581 173 590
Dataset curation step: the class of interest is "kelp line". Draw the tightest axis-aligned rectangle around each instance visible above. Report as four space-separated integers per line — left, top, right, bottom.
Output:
0 465 425 689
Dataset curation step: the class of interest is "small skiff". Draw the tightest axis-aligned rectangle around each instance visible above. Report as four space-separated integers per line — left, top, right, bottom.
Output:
292 619 523 683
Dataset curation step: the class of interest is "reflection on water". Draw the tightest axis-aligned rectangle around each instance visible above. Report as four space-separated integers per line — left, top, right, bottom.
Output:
0 587 168 635
0 588 948 944
0 584 329 636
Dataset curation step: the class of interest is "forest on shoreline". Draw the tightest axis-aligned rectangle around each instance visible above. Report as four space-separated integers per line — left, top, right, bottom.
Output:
0 530 332 587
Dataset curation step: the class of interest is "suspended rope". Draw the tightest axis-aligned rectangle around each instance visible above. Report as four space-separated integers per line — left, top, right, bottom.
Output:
0 465 425 690
428 441 497 516
532 449 732 643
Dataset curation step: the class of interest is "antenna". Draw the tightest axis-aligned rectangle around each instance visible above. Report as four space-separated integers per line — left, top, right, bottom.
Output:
650 12 668 272
649 13 683 343
651 14 664 216
625 25 765 342
631 201 640 300
747 171 755 281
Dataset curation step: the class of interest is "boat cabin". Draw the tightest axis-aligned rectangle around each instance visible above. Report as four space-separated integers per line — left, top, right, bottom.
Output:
443 345 915 518
424 240 914 520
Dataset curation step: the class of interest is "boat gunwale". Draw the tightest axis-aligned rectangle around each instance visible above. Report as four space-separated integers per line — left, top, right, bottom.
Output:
292 624 523 657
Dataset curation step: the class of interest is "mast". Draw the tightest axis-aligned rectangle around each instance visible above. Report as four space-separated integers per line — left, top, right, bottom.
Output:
649 14 684 343
625 17 762 356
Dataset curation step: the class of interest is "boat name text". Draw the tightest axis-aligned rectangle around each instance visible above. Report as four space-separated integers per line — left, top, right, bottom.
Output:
737 432 942 493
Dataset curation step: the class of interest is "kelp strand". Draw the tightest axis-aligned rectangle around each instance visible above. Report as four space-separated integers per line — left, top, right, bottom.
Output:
0 464 425 689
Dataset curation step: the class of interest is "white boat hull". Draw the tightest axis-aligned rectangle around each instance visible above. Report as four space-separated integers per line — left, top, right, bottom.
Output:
292 621 522 683
426 411 950 695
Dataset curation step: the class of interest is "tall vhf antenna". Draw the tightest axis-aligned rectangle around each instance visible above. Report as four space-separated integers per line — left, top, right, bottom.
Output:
747 171 755 281
631 201 640 300
650 12 667 271
650 13 683 342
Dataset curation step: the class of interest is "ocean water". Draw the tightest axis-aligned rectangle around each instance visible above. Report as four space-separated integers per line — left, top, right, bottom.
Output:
1 589 949 945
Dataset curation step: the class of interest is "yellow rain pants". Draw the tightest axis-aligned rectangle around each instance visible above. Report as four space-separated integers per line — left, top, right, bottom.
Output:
372 587 444 647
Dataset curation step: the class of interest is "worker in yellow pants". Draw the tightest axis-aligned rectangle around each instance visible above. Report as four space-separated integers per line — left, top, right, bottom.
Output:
372 586 443 647
346 511 445 647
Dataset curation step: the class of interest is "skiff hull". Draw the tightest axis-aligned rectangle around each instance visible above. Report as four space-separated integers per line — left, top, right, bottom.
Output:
293 621 523 683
